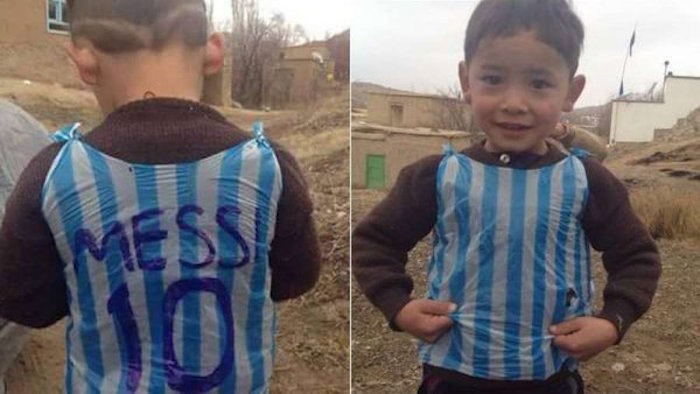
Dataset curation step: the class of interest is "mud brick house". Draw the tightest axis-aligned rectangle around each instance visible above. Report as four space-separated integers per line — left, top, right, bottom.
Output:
366 91 471 130
266 42 335 108
0 0 79 88
352 89 474 189
352 123 474 190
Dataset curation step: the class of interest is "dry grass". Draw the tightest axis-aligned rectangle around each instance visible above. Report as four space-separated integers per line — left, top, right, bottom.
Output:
630 186 700 240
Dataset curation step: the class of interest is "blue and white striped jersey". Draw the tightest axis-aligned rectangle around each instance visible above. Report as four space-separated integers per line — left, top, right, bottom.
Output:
41 122 282 393
419 146 593 381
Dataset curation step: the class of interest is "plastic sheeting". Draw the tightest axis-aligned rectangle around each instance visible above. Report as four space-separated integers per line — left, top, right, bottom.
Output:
0 99 52 375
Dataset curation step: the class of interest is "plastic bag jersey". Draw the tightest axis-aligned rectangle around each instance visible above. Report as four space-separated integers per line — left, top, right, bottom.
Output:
418 148 593 380
41 121 282 393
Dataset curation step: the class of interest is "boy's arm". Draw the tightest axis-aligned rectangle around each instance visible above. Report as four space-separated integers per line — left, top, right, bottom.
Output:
352 155 442 327
268 147 321 301
581 158 661 341
0 144 68 328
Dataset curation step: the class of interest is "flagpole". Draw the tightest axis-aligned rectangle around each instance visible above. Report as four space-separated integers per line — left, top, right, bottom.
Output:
618 22 637 97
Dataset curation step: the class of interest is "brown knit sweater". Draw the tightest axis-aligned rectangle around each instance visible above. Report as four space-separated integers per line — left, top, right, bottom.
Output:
353 141 660 342
0 98 321 328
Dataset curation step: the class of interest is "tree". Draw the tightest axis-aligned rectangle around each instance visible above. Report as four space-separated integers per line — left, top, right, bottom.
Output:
431 86 473 131
229 0 308 108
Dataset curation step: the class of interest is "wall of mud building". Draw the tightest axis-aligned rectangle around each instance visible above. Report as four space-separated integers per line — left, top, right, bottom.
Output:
352 131 472 189
367 92 470 130
0 0 81 88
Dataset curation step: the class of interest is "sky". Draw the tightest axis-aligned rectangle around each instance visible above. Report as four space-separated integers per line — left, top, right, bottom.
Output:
207 0 351 41
352 0 700 108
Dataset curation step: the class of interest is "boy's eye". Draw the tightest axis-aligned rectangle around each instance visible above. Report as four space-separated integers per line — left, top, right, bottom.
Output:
480 75 502 85
531 79 552 89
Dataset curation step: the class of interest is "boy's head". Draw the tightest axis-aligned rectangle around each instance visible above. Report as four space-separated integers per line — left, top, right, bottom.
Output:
458 0 587 154
65 0 224 112
67 0 209 53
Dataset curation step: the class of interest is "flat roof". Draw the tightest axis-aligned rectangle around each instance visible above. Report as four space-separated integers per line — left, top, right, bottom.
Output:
352 122 472 138
665 74 700 81
612 74 700 103
611 98 664 104
367 90 462 102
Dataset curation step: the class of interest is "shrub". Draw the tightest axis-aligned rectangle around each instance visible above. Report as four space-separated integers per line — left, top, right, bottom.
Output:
630 186 700 240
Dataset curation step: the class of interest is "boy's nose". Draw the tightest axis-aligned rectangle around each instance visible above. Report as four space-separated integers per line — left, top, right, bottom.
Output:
500 88 528 114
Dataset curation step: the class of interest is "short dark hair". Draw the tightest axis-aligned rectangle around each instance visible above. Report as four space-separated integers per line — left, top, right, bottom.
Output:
66 0 208 53
464 0 584 76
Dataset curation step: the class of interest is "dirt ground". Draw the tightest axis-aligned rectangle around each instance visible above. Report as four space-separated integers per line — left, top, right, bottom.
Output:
351 134 700 393
1 80 349 393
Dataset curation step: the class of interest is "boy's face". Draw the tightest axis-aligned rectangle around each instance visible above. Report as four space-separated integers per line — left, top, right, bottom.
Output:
459 30 585 154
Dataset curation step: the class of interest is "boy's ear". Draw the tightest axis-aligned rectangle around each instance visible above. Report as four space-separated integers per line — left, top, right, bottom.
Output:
64 40 99 86
203 33 225 76
458 61 471 105
562 74 586 112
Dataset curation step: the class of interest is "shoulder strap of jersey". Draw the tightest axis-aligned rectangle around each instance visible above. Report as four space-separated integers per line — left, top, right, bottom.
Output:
442 142 455 157
252 121 270 148
50 122 82 143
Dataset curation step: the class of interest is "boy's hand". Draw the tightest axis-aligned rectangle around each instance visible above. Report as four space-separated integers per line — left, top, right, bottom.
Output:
394 299 456 343
549 317 619 361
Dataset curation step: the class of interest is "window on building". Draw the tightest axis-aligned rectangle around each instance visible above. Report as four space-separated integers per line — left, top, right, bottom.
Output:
47 0 70 34
390 104 404 126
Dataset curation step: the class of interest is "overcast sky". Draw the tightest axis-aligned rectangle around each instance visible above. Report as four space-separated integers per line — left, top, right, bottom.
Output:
208 0 351 41
352 0 700 108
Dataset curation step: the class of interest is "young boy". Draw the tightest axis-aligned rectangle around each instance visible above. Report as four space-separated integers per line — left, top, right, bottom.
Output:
0 1 320 392
353 0 660 392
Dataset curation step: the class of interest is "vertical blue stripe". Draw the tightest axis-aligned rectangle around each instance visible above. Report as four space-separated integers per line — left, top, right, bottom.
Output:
573 221 584 316
551 159 577 369
65 304 75 392
424 157 450 363
426 233 439 286
133 165 166 394
217 145 244 393
580 172 593 307
247 146 276 391
176 163 201 375
84 145 129 392
443 157 471 370
504 169 527 379
530 165 553 379
430 157 450 300
52 142 103 393
472 165 498 376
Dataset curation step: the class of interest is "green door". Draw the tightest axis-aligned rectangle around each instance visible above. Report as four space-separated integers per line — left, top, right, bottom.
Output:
366 154 386 189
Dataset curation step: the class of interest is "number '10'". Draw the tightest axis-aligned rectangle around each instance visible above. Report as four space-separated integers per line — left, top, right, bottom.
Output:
108 278 234 393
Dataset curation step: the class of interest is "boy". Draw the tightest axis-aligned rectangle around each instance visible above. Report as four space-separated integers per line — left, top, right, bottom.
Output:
353 0 660 393
0 1 320 392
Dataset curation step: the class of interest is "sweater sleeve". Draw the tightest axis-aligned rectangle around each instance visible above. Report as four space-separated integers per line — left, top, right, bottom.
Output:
268 146 321 302
0 143 68 328
581 158 661 342
352 154 442 327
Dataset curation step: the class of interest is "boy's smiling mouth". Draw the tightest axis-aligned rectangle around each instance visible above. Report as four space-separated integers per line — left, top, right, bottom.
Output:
494 122 532 131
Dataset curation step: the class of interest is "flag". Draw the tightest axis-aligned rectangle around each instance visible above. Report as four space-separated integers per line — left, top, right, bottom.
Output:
619 81 624 96
629 29 636 57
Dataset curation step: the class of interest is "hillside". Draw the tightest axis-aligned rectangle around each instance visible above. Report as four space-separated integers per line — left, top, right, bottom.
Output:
351 81 413 109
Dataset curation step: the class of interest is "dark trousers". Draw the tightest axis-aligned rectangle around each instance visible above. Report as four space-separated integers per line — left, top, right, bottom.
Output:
418 364 585 394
